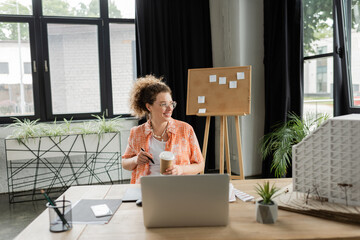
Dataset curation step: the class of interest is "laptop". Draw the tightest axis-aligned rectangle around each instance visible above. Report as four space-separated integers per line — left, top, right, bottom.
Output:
140 174 229 228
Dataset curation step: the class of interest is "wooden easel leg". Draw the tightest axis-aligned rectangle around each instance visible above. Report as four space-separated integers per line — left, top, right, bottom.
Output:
219 116 225 174
234 116 245 180
224 116 231 176
201 116 211 174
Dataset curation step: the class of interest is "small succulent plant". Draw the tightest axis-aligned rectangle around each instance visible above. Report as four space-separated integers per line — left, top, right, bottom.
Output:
254 181 279 205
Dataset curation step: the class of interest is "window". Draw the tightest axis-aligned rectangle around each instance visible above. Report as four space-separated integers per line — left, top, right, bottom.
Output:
0 0 32 15
0 62 9 74
0 21 34 116
304 0 360 115
109 0 135 19
23 62 31 74
42 0 100 17
47 23 101 114
316 59 328 93
0 0 135 122
110 23 136 114
345 0 360 107
303 0 334 118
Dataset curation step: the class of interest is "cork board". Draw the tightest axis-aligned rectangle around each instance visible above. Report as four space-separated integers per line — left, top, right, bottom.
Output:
186 66 251 116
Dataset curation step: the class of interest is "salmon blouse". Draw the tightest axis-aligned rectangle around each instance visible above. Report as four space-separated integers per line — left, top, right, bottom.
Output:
122 118 204 184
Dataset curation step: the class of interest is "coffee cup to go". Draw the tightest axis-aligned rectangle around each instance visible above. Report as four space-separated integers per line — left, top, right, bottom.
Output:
159 151 175 174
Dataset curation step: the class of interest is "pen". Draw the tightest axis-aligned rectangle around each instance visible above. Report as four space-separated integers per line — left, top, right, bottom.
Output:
41 190 71 228
141 148 155 164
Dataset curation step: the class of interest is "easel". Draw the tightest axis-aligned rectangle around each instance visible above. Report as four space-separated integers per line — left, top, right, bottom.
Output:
201 115 244 180
186 66 251 180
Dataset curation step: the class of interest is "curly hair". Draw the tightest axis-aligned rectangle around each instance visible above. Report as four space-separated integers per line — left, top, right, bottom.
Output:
130 75 172 118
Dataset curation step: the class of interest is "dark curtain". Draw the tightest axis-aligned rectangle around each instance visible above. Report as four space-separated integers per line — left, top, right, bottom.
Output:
263 0 303 177
135 0 216 171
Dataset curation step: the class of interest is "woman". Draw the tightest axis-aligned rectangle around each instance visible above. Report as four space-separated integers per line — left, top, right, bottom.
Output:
122 75 204 184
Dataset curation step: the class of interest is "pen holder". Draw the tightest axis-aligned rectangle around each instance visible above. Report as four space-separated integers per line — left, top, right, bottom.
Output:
47 200 72 232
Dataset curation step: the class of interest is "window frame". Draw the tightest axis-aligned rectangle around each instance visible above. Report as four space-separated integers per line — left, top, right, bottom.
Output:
41 17 106 120
341 0 360 112
302 0 335 117
302 0 360 116
332 0 357 115
0 0 135 123
303 52 335 116
0 14 41 122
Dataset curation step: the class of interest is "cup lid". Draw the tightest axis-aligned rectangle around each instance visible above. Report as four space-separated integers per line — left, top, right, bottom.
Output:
159 151 175 160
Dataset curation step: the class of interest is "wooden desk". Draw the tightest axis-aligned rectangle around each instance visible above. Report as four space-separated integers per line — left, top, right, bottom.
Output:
14 179 360 240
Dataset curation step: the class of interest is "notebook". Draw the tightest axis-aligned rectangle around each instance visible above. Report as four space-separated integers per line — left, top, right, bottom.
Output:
140 174 229 228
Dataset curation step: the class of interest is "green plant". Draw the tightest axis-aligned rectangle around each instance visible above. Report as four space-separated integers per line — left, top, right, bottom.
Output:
7 117 41 142
91 114 123 134
76 121 96 135
260 112 329 177
62 117 73 133
8 115 124 141
255 181 279 205
41 118 65 138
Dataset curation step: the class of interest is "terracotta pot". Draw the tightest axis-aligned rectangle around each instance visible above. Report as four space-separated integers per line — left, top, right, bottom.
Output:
255 200 278 224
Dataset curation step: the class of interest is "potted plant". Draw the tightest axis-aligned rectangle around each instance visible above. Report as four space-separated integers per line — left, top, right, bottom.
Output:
259 112 329 177
255 181 279 224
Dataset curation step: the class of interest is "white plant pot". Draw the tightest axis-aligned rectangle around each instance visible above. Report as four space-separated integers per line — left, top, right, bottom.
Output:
255 200 278 224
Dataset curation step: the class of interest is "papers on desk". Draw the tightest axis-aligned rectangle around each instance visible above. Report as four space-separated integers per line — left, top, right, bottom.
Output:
229 183 255 202
71 199 122 224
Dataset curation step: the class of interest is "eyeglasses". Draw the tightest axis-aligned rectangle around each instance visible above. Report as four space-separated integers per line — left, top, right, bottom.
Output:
159 101 177 109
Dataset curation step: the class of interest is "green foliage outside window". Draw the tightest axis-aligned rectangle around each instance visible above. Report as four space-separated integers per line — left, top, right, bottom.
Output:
303 0 360 56
303 0 333 56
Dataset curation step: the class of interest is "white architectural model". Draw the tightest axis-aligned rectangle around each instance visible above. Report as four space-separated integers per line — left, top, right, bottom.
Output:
292 114 360 206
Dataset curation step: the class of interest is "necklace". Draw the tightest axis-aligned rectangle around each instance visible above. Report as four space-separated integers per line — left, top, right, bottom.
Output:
150 121 168 141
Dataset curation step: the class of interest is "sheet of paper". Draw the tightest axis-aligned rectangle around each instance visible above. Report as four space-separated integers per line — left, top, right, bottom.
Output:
237 72 245 80
198 96 205 104
209 75 216 83
229 81 237 89
219 77 226 84
198 108 206 114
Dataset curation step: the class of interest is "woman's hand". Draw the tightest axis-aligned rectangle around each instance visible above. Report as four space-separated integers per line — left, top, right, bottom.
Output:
136 151 153 165
163 165 183 175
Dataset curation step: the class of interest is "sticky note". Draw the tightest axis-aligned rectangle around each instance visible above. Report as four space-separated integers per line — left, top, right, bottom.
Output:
198 96 205 103
198 108 206 114
219 77 226 84
229 81 237 88
237 72 245 80
209 75 216 82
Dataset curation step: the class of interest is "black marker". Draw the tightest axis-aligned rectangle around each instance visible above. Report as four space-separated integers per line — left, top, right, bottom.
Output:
140 148 155 164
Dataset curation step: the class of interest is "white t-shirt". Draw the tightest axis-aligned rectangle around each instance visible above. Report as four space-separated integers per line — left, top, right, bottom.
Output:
148 136 166 175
